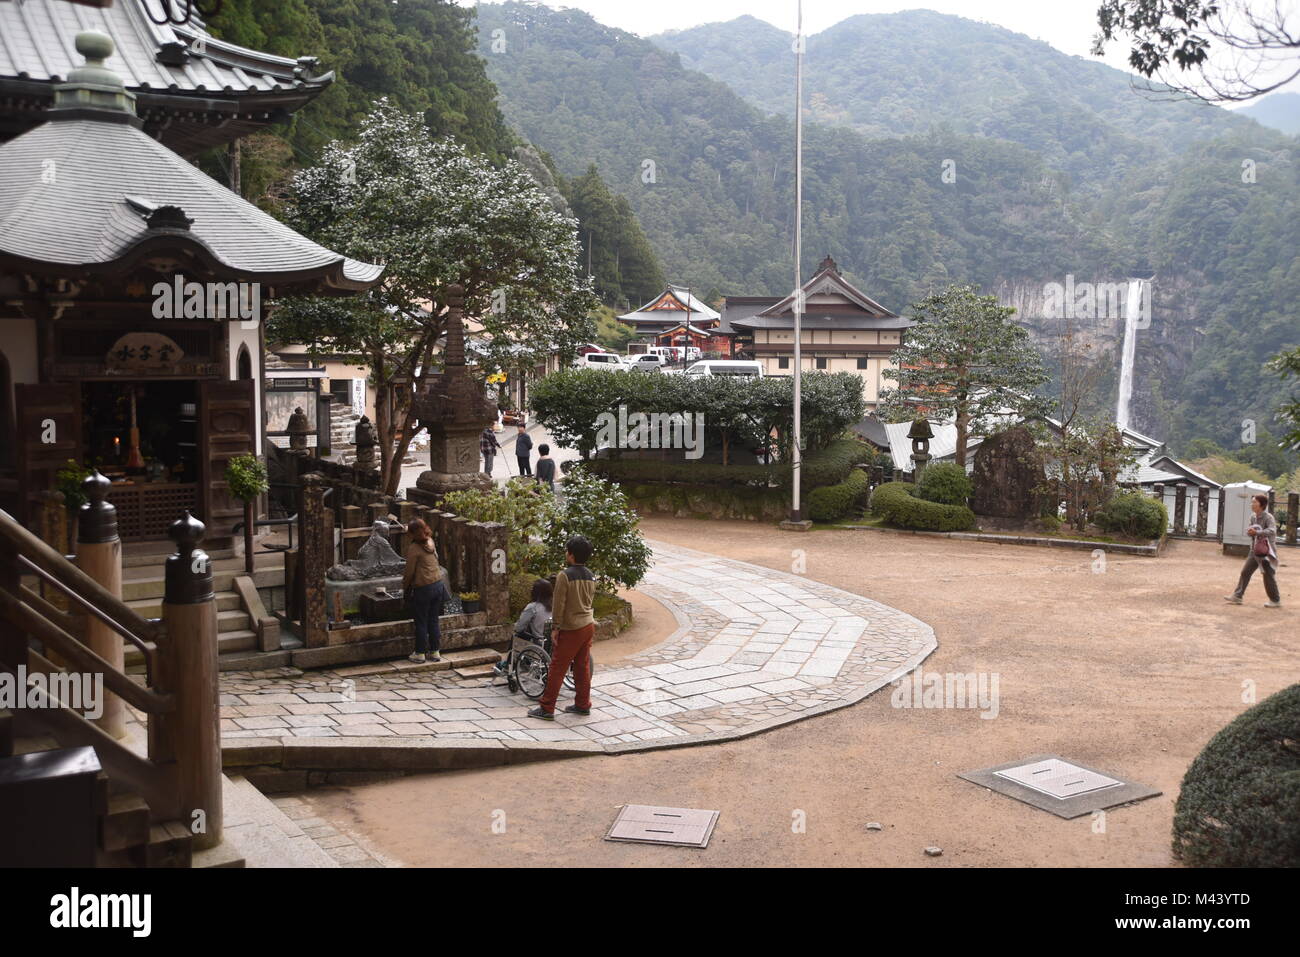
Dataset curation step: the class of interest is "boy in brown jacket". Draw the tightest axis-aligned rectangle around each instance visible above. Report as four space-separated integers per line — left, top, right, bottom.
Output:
528 535 596 719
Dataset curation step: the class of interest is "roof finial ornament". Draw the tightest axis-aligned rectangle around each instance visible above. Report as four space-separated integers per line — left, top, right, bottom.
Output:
50 31 140 122
818 255 839 275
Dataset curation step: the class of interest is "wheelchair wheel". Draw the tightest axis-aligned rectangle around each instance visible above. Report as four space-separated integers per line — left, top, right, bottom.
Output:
515 646 550 699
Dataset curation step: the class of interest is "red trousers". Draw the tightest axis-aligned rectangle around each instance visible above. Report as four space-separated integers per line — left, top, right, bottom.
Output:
539 623 594 713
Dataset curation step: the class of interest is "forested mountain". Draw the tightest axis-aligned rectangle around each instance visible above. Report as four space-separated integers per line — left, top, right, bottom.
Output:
474 2 1298 452
652 11 1267 193
1237 92 1300 136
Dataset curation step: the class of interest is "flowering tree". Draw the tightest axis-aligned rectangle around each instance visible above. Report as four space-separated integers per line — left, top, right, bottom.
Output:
879 284 1051 466
271 101 597 493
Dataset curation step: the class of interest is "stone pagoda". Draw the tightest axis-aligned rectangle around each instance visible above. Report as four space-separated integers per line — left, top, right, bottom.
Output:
408 284 499 505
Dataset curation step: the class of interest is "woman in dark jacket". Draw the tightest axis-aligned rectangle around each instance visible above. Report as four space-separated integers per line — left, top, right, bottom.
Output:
1225 493 1281 607
403 518 450 662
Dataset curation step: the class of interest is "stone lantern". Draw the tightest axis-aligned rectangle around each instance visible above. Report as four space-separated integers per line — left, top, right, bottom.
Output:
408 284 499 504
287 406 310 451
908 417 933 481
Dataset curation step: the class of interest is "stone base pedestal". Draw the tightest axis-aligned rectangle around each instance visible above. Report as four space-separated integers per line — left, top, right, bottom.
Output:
408 469 493 507
779 519 814 533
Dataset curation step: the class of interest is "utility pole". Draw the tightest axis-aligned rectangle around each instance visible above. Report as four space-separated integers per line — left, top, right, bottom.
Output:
784 0 810 531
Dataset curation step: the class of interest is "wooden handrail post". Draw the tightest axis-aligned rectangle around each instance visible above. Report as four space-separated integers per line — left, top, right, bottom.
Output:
156 511 222 850
0 532 24 671
76 471 125 739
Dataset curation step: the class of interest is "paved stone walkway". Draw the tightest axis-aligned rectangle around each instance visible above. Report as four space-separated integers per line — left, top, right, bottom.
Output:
220 542 936 752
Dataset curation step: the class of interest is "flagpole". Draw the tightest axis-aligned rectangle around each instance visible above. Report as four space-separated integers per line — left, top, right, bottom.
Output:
790 0 805 523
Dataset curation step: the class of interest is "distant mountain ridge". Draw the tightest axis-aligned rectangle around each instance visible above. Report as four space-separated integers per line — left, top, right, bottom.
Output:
1237 92 1300 136
652 11 1263 191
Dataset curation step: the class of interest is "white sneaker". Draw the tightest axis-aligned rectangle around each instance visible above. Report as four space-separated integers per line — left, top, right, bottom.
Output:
1223 595 1242 605
408 652 426 663
1264 601 1281 608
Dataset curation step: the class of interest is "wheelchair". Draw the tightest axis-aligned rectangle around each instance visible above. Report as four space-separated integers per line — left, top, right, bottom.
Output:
504 619 594 699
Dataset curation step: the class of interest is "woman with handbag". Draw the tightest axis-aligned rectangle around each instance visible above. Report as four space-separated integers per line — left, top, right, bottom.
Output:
403 518 450 662
1225 493 1281 607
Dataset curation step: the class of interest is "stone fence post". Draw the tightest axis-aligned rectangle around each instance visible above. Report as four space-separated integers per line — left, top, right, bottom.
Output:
478 521 508 624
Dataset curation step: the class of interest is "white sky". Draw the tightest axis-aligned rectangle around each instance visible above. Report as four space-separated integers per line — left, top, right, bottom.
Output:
461 0 1300 101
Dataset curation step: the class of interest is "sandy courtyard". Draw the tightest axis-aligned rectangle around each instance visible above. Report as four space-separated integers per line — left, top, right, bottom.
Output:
301 519 1296 867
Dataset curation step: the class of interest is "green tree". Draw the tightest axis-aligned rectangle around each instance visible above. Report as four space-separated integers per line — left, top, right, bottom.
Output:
271 102 596 494
880 284 1051 466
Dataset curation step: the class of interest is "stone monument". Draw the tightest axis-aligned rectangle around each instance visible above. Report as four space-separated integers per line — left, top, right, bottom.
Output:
287 406 310 451
970 426 1047 519
908 417 933 481
325 520 410 617
408 283 498 506
354 415 377 471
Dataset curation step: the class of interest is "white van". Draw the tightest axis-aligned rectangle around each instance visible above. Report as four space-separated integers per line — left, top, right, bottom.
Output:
684 359 764 378
578 352 626 370
625 352 667 372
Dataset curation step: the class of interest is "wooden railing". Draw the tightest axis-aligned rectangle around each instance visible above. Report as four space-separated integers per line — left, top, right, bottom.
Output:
0 472 223 848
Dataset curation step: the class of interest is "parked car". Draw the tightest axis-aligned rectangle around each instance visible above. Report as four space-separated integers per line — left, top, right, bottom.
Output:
625 352 667 372
683 359 765 377
577 352 626 370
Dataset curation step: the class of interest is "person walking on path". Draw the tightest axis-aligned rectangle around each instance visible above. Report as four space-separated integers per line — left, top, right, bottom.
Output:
535 443 556 492
515 422 534 477
480 425 501 475
1225 493 1282 607
403 518 450 662
529 535 596 719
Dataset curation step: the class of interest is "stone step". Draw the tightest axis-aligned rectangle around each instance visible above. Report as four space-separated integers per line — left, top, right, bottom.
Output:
454 663 500 679
127 591 241 618
123 566 282 602
218 609 252 633
219 630 258 655
145 821 192 868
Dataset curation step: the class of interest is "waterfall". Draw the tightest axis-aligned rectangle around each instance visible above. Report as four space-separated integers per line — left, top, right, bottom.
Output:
1116 278 1146 430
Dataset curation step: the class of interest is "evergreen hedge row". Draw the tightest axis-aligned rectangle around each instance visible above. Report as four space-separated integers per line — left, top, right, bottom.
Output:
871 481 977 531
808 468 870 522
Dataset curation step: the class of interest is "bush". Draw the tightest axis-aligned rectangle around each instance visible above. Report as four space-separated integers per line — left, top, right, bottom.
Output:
871 481 976 531
1093 490 1167 540
224 454 268 503
441 478 557 577
808 469 869 522
55 460 92 510
916 462 972 506
1172 683 1300 867
542 467 651 593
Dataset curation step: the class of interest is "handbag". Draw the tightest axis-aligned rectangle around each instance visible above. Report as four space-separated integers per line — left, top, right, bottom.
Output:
1252 528 1270 556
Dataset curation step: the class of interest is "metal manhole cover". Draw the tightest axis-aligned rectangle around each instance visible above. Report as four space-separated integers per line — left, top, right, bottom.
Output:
605 805 720 848
994 758 1122 799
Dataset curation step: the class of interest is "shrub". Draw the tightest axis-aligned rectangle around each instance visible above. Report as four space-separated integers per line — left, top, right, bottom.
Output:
542 467 651 593
871 481 976 531
1034 513 1062 533
808 469 869 522
916 462 972 506
1093 490 1167 540
1172 683 1300 867
224 454 268 503
55 460 92 510
441 478 558 577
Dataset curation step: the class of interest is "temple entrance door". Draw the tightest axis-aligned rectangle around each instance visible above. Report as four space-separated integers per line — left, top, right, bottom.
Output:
14 382 81 524
197 379 256 542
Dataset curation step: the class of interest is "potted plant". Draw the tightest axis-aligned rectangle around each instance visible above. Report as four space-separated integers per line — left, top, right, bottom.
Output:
458 591 482 614
224 453 269 574
54 459 92 551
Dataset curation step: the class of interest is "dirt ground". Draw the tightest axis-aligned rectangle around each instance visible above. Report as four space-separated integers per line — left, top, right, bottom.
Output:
302 519 1296 867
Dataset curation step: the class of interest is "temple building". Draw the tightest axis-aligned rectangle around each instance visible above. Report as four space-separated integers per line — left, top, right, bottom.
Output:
618 284 722 342
0 26 380 544
0 0 334 155
724 256 912 406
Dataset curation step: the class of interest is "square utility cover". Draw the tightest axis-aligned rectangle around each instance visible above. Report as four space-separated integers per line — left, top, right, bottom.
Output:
994 758 1123 799
959 754 1160 819
605 805 720 848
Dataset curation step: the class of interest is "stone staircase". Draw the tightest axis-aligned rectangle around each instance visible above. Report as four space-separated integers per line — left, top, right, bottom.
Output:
121 564 288 672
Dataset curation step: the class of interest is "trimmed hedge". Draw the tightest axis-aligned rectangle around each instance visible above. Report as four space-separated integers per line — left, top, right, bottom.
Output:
1173 683 1300 867
1094 490 1168 540
871 481 977 531
808 468 869 522
586 438 870 494
916 462 972 506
